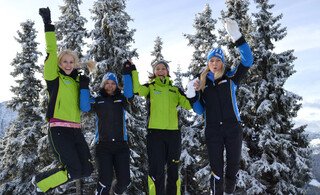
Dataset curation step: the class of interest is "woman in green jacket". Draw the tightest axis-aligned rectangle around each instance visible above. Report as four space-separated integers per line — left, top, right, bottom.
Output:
33 7 93 193
123 60 192 195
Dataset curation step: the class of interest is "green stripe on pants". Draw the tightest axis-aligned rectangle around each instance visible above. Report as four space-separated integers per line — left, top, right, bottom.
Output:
148 175 156 195
176 177 181 195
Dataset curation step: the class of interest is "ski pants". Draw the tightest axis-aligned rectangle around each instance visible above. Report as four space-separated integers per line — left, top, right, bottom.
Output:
205 122 242 195
95 141 131 195
147 130 181 195
35 127 93 192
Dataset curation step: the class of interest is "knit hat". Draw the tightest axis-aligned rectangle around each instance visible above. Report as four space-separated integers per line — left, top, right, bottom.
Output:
207 48 225 63
152 60 169 72
100 72 118 88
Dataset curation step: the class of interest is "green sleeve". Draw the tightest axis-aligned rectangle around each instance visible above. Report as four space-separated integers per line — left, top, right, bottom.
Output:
44 32 59 81
132 70 150 97
178 89 192 110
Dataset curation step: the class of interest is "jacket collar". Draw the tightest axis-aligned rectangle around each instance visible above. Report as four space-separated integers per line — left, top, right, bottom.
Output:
99 88 121 98
153 76 172 86
59 68 79 80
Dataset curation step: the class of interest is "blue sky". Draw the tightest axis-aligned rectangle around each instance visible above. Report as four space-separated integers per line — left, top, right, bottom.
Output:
0 0 319 131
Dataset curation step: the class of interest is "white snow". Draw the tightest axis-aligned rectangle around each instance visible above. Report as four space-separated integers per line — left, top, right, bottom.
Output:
310 138 320 147
309 179 320 188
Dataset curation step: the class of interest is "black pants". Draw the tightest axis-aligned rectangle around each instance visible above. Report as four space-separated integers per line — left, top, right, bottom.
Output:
49 127 93 179
95 141 130 195
35 127 93 192
205 123 242 195
147 130 181 195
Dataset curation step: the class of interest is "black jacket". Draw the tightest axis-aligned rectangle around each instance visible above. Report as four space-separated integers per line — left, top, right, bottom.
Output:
200 65 248 126
92 89 130 143
194 39 254 127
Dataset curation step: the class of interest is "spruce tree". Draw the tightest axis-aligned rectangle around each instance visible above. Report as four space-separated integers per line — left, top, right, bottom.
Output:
125 97 149 194
236 0 311 193
173 65 199 195
55 0 88 59
0 20 44 194
88 0 147 193
183 4 217 79
150 36 165 65
88 0 137 91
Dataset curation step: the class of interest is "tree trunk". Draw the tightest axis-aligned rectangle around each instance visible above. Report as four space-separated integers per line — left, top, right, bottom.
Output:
76 179 82 195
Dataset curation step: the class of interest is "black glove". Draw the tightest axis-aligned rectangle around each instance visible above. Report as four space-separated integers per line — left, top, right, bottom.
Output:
39 7 51 24
79 75 90 89
122 60 136 75
187 91 199 104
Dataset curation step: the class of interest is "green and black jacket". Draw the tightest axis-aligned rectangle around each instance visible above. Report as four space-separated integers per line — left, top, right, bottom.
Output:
44 25 81 123
132 70 192 130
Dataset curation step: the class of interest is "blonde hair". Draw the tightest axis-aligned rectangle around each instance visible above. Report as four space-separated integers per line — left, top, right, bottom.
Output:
58 49 80 68
199 65 225 91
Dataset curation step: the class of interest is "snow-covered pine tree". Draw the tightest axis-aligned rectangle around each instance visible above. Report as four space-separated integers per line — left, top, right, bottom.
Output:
173 65 199 195
236 0 311 193
173 65 183 89
88 1 148 193
125 96 149 194
7 20 43 120
88 0 137 92
183 4 218 194
0 20 44 194
183 4 217 79
150 36 165 65
218 0 265 193
55 0 88 59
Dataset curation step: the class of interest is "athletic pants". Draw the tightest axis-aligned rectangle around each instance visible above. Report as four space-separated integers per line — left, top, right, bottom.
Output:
95 141 130 195
35 127 93 192
147 130 181 195
205 122 242 195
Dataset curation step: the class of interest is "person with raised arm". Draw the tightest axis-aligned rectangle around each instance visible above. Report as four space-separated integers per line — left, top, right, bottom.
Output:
123 60 193 195
79 63 134 195
33 7 93 193
186 19 254 195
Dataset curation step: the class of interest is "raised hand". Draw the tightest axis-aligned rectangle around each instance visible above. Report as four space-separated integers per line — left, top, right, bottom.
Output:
39 7 51 24
121 60 136 75
224 19 242 42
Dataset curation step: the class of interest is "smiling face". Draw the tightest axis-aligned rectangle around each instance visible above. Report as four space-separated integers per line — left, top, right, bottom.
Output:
208 56 224 74
103 80 117 95
59 54 75 75
154 63 168 79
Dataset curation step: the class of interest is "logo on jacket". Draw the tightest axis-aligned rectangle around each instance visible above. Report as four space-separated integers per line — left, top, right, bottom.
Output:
154 90 161 94
218 80 227 85
64 80 72 85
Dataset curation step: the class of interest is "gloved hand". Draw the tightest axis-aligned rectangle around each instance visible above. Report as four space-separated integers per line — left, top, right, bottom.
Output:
39 7 51 24
79 75 90 89
121 60 136 75
186 79 197 98
224 19 242 42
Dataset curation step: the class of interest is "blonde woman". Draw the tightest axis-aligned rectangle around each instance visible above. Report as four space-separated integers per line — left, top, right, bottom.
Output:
187 19 253 195
33 7 93 193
